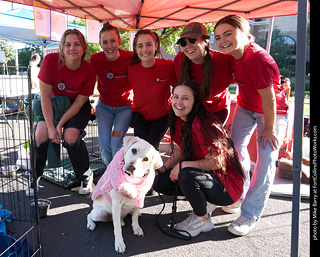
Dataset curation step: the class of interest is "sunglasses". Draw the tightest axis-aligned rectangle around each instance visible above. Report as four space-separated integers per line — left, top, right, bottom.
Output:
178 38 197 47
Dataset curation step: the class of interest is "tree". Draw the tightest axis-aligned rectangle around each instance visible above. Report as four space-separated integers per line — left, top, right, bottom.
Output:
257 27 295 70
0 41 14 62
159 23 215 55
70 17 215 56
17 45 42 68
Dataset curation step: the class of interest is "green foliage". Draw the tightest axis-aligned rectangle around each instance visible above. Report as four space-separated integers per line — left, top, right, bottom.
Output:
85 42 100 61
69 18 216 57
0 41 14 62
258 27 295 69
279 68 290 78
159 23 215 55
119 29 130 50
116 23 215 55
18 45 42 67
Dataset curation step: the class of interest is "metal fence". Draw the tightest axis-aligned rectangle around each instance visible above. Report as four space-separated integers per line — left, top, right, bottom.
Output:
0 66 104 256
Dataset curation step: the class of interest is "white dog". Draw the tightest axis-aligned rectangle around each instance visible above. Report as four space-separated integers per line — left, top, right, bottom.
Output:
87 136 163 253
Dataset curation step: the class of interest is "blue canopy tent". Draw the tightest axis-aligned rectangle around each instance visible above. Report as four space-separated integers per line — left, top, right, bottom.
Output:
0 7 86 47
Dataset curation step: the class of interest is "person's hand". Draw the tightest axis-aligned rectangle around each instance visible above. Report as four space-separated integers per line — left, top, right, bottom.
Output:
48 126 60 144
258 128 278 150
56 123 63 143
155 166 167 175
170 164 180 182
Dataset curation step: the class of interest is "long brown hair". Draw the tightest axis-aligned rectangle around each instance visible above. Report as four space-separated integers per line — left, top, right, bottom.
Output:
169 80 244 177
58 29 88 68
179 36 212 101
131 29 162 65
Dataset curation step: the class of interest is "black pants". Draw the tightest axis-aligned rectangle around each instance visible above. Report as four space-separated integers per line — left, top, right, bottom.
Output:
35 101 91 182
153 167 234 217
130 112 169 151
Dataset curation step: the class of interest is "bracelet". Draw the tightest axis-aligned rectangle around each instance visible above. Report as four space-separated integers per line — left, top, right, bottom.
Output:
163 165 168 172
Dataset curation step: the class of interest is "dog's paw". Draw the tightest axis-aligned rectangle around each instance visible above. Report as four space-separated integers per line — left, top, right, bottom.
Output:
115 238 126 254
133 226 144 237
87 220 96 231
87 216 96 231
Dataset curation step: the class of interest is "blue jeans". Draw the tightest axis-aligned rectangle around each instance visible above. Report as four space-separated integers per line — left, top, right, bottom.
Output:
231 105 287 221
96 100 132 165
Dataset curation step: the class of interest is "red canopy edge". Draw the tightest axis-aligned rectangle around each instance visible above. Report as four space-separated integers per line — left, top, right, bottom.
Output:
3 0 309 30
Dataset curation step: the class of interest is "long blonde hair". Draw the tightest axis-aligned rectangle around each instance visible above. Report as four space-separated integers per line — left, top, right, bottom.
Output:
58 29 88 68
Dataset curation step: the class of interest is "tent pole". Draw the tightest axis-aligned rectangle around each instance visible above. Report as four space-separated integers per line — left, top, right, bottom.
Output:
14 42 19 75
290 0 308 256
266 17 274 53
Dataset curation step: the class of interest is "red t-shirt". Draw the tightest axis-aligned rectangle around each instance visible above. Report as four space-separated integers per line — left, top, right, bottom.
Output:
89 49 133 107
231 42 289 115
173 116 244 202
174 50 234 113
38 53 96 102
128 59 176 121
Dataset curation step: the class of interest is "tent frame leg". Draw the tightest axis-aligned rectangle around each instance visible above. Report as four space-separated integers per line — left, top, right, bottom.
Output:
290 0 308 256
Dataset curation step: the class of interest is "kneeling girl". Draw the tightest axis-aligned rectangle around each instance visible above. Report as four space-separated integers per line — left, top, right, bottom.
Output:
154 80 244 237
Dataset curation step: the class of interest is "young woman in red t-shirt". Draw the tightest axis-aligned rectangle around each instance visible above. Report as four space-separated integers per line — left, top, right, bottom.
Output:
26 29 96 196
214 15 289 236
128 30 176 150
154 80 244 237
174 22 234 125
90 22 133 166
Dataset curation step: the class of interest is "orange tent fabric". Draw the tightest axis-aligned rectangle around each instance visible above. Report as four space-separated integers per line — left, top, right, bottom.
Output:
4 0 309 30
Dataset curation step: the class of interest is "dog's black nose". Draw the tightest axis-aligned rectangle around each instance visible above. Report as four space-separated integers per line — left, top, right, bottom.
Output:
127 164 136 173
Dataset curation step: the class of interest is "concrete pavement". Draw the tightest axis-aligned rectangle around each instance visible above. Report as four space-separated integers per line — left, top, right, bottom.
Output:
37 174 310 257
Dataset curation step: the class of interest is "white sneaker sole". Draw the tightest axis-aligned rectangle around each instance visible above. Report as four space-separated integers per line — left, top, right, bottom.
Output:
228 222 255 236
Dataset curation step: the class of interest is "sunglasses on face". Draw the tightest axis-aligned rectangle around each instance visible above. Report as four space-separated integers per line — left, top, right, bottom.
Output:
178 38 197 47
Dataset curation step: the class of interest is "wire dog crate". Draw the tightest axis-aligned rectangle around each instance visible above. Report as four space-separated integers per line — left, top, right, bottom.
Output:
1 66 105 256
41 116 105 188
1 66 42 256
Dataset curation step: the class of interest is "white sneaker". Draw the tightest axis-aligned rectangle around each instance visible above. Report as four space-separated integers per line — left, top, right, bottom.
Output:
222 201 241 214
79 169 93 195
207 202 218 216
228 215 256 236
175 212 214 237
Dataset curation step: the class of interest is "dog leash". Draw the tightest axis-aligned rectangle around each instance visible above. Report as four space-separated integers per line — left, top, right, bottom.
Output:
155 161 191 240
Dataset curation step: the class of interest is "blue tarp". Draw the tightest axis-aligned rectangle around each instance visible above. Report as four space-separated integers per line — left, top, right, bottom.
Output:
0 204 14 235
0 7 86 46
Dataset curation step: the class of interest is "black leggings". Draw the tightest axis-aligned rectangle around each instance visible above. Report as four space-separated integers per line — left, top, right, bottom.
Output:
130 112 169 151
35 101 91 182
153 167 234 217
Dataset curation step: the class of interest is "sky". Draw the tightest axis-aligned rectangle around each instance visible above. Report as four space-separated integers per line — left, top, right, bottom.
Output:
0 0 33 49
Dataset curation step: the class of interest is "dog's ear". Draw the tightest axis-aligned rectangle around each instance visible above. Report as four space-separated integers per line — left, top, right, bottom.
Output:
123 136 140 154
152 150 163 170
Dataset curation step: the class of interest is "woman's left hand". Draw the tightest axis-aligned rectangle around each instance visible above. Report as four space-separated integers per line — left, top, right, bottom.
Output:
55 123 63 144
258 128 279 150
